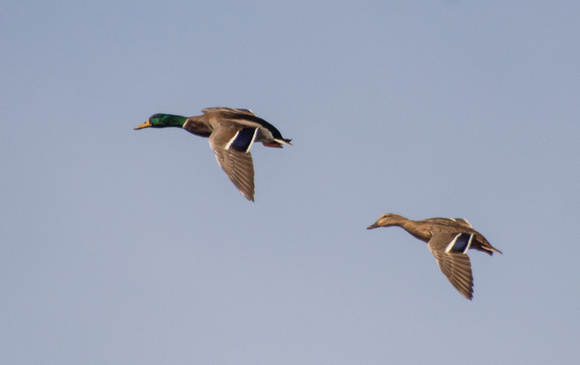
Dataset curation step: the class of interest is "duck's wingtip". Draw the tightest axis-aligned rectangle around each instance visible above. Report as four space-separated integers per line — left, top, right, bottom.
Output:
461 290 474 300
242 193 255 202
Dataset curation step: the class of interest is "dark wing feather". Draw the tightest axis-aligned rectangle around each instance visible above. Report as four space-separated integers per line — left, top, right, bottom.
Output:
427 230 474 300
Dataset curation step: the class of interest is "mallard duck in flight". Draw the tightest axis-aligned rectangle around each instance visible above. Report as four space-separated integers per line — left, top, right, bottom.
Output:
367 213 501 300
135 107 292 201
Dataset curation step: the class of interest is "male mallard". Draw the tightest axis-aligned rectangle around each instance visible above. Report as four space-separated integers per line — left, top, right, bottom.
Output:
367 213 501 300
134 107 292 201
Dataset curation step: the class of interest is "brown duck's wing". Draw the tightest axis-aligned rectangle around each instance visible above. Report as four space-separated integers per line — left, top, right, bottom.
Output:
203 108 292 147
423 217 473 229
209 127 255 201
427 230 474 300
449 218 473 228
202 107 256 116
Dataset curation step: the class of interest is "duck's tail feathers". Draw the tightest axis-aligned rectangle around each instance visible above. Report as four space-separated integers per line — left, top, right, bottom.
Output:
263 138 292 148
480 245 503 256
489 247 503 255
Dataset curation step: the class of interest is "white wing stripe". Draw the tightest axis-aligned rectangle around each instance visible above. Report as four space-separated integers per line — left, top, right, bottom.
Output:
463 234 474 254
445 234 461 253
224 130 240 150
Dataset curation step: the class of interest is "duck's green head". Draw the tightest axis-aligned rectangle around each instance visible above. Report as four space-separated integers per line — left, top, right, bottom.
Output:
134 114 187 130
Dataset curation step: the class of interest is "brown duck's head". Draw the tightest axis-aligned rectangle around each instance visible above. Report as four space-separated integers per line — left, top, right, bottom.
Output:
367 213 407 229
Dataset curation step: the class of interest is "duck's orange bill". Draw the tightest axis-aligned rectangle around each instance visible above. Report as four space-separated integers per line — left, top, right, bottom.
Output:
134 120 151 130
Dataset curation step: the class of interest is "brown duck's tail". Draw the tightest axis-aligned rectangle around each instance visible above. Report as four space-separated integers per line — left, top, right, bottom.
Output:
263 138 292 148
479 243 503 256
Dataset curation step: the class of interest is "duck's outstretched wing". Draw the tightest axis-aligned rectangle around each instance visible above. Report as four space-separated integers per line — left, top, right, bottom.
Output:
203 107 292 147
202 107 255 116
208 125 256 201
427 230 474 300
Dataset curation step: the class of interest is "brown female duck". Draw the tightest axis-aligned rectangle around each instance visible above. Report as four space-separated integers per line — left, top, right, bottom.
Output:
367 213 501 300
134 107 292 201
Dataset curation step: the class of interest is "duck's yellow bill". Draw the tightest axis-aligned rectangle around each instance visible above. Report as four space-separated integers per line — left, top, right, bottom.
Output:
134 120 151 130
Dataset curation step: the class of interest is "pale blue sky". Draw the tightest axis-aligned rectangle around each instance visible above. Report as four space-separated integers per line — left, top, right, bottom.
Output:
2 1 579 364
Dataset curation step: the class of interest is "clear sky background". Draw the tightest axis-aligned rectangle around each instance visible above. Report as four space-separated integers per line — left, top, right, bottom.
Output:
2 1 579 364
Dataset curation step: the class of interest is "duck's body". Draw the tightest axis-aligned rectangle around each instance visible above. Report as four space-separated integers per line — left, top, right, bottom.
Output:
135 107 292 201
367 213 501 300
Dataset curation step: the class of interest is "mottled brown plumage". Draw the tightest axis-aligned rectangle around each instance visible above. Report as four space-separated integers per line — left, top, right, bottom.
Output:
367 213 501 300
